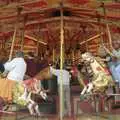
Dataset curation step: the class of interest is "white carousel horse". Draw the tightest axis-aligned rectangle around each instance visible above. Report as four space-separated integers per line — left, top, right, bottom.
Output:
80 52 114 96
18 78 48 116
18 65 52 116
0 65 51 116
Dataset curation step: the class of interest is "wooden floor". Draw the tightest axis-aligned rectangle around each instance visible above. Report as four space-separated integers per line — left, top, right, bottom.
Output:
1 91 120 120
0 113 120 120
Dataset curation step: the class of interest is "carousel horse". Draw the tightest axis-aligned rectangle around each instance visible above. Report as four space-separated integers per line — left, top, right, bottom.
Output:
0 63 52 116
80 52 114 96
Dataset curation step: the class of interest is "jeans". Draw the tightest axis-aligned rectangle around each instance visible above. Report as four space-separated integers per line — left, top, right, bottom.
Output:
58 85 71 117
108 61 120 83
115 64 120 83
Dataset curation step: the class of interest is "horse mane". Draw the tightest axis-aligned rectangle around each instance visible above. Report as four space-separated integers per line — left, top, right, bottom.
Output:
35 64 51 80
95 57 106 67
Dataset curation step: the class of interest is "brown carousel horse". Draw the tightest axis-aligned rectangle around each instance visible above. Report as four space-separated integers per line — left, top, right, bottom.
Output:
0 63 52 116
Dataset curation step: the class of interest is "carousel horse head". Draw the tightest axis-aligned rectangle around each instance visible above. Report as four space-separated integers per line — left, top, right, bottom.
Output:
81 52 107 75
39 90 48 100
23 78 48 101
35 63 52 80
81 52 94 62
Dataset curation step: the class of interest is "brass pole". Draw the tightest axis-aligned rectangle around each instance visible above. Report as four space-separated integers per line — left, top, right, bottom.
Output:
9 7 22 61
98 3 114 57
96 13 105 56
79 33 104 45
52 48 55 63
25 34 47 45
97 14 104 45
101 2 113 50
60 1 64 120
9 26 17 61
82 26 88 51
36 39 39 57
21 15 28 51
72 50 75 65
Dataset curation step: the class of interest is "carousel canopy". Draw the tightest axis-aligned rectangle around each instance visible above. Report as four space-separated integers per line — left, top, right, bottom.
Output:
0 0 120 56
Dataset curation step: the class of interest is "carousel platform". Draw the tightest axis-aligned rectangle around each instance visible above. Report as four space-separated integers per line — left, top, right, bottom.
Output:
1 85 120 120
1 112 120 120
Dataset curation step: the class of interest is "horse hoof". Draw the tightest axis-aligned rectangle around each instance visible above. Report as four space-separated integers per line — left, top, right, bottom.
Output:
30 113 36 116
80 95 86 101
36 113 45 117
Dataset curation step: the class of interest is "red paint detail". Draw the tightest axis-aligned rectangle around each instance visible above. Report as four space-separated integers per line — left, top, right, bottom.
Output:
0 16 16 20
23 78 39 91
104 68 111 75
22 1 47 8
96 67 102 71
71 66 78 77
0 31 13 38
84 80 89 85
106 3 120 9
24 38 36 44
68 0 89 4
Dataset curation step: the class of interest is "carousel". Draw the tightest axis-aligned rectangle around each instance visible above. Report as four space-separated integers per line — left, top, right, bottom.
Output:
0 0 120 120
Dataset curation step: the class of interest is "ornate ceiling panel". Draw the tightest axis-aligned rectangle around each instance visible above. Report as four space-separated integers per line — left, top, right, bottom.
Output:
0 0 119 54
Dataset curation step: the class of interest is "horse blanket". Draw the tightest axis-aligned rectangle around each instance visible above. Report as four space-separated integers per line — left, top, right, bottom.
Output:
0 78 41 106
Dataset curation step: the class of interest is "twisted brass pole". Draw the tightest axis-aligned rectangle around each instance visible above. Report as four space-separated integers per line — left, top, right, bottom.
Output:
60 1 64 120
9 7 22 61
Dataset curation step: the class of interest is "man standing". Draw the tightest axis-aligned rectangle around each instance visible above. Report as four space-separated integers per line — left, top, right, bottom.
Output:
50 66 71 117
108 41 120 83
112 42 120 83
